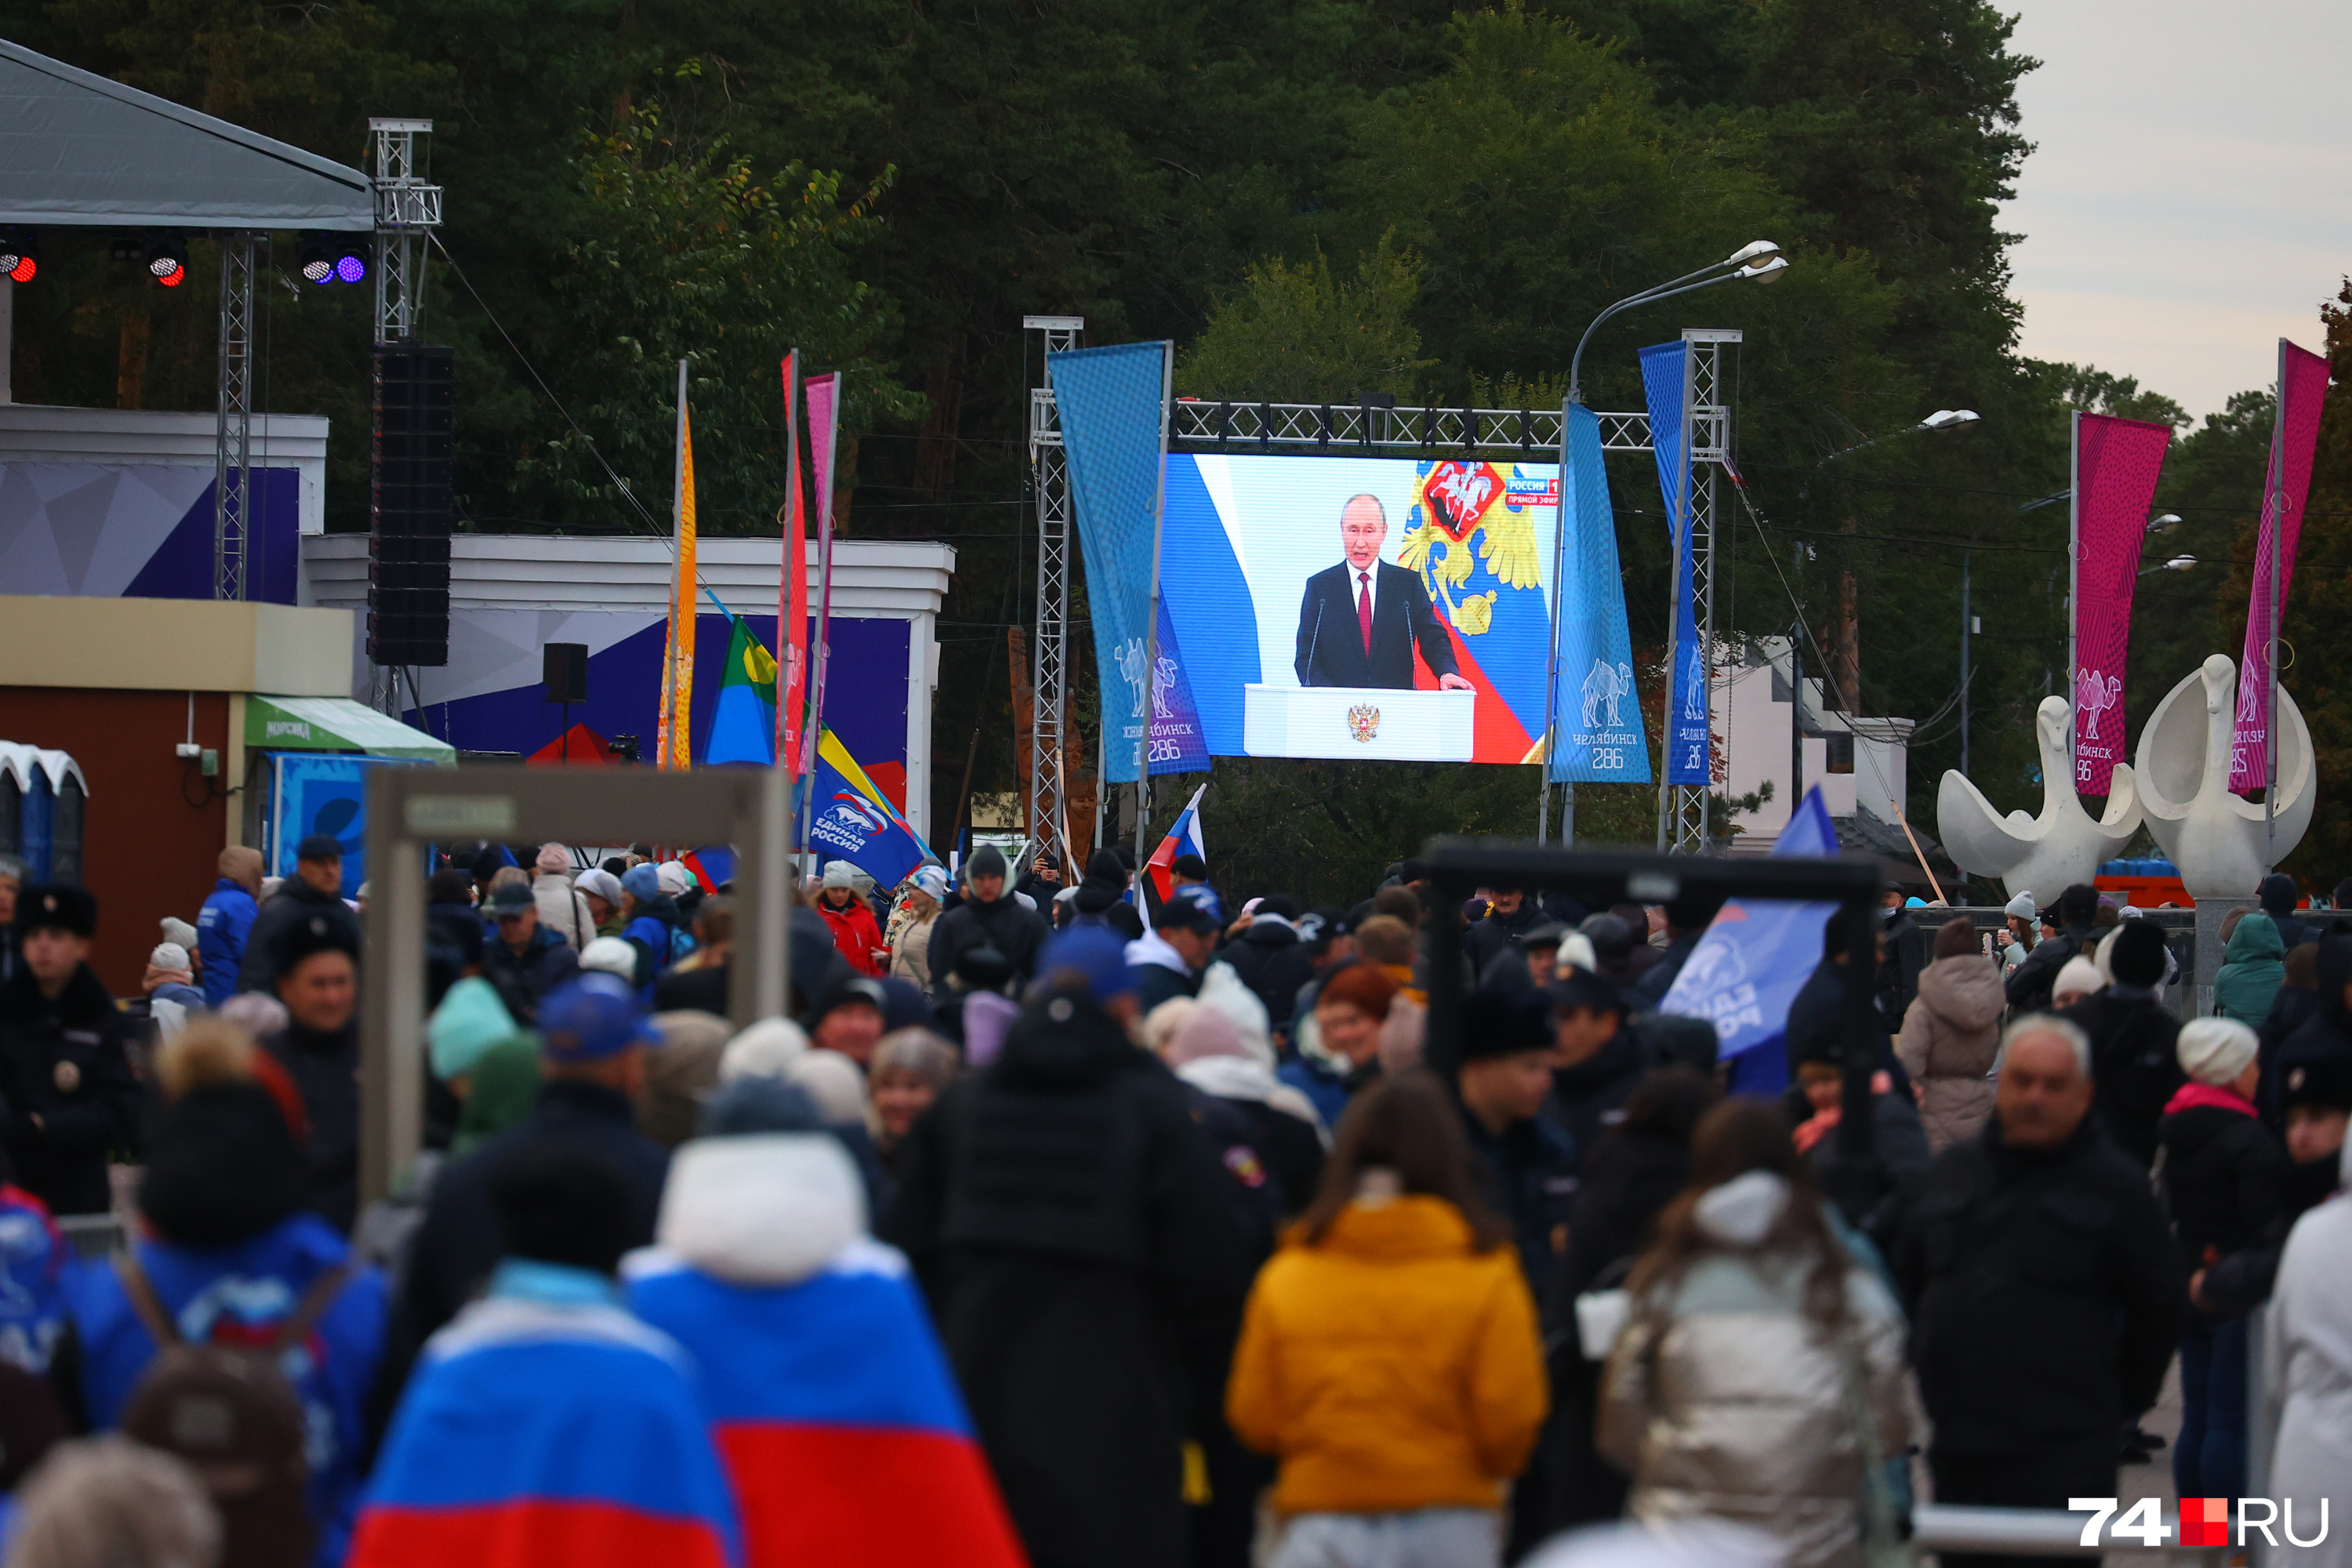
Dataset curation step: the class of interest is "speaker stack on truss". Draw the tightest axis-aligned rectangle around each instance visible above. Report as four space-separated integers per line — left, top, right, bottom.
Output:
367 343 454 666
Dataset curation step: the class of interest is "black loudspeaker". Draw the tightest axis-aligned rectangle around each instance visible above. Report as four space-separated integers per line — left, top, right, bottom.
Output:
368 343 456 666
543 642 589 705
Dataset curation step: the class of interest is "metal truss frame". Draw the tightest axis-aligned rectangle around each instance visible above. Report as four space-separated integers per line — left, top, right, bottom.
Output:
1661 329 1740 854
1170 398 1654 456
369 118 440 346
1025 316 1083 875
213 233 256 602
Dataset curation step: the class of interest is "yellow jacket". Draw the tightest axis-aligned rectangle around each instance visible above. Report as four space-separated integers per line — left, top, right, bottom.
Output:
1225 1194 1548 1515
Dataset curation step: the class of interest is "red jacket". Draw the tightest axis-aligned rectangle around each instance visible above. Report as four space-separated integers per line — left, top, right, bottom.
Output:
818 895 887 977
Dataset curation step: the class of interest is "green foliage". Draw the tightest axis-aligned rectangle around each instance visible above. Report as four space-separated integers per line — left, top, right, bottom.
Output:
2045 361 2193 429
517 96 908 532
1177 238 1432 404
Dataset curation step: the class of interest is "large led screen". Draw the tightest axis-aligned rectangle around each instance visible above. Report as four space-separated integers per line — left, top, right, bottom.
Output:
1154 452 1563 764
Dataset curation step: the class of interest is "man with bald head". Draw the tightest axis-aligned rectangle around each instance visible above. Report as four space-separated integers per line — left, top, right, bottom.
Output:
1294 492 1474 691
1894 1017 2183 1567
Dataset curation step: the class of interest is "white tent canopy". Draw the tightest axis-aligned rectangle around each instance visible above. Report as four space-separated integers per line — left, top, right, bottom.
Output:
0 40 372 230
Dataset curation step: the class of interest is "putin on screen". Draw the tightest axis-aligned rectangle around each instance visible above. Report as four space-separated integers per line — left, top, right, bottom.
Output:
1294 494 1473 691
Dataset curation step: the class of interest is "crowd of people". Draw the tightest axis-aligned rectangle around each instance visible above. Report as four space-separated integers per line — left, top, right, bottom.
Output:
0 837 2348 1568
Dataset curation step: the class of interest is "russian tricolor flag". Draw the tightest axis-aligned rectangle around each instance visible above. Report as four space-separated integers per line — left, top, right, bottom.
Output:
1142 782 1210 910
627 1240 1029 1568
349 1298 741 1568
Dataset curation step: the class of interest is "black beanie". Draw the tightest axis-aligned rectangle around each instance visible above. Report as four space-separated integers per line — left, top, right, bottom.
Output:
139 1083 307 1248
967 845 1008 880
2059 883 2099 925
2109 919 2169 987
1457 988 1553 1063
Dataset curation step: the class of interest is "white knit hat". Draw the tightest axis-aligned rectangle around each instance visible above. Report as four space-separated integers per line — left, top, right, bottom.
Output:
656 861 694 897
2177 1017 2259 1087
2052 955 2105 1006
719 1017 811 1083
148 942 192 975
822 861 855 890
577 935 637 979
2003 892 2038 920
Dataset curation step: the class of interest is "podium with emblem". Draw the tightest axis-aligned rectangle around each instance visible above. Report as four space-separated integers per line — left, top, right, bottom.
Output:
1241 684 1475 761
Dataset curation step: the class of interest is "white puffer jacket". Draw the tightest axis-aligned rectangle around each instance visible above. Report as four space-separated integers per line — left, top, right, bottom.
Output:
1599 1173 1920 1568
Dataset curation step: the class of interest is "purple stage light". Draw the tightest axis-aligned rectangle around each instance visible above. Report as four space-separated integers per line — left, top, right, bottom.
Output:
336 254 367 284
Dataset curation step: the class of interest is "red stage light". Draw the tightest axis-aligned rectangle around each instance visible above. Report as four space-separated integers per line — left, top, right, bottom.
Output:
7 258 31 283
157 263 185 287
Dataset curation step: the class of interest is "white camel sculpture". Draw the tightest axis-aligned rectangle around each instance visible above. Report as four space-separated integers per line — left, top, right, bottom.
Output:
1936 695 2143 906
2135 653 2314 899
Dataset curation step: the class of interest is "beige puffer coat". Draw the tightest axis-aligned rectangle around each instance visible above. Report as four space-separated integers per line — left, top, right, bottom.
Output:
1599 1179 1918 1568
1894 953 2006 1152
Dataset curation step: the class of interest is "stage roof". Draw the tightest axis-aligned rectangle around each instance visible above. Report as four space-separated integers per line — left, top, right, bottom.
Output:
0 40 373 231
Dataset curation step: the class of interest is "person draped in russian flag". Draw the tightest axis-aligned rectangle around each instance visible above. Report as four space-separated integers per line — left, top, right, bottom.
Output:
348 1140 740 1568
626 1077 1029 1568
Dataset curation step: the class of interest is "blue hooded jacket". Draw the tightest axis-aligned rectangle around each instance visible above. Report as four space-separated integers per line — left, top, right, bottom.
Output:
197 877 260 1005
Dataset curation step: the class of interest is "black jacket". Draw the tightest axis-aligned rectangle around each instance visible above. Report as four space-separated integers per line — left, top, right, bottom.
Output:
1893 1117 2183 1455
2004 920 2092 1013
1543 1029 1645 1181
1223 923 1317 1029
374 1080 670 1439
1551 1127 1691 1314
1461 1105 1575 1313
238 880 362 996
1632 931 1703 1007
1878 908 1932 1018
2056 988 2183 1167
0 965 141 1215
2156 1094 2286 1290
1465 901 1544 980
927 891 1051 996
2257 986 2326 1127
263 1019 362 1235
2198 1152 2343 1319
1782 957 1915 1098
1294 558 1460 688
880 990 1258 1568
481 923 581 1024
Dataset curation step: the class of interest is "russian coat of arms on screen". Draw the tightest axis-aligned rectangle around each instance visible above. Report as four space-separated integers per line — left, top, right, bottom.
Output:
1403 460 1543 637
1347 703 1381 743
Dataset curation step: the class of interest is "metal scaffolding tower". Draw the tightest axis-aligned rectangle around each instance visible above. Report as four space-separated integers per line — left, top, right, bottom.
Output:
1025 315 1083 874
369 118 440 344
212 233 256 601
1664 329 1741 855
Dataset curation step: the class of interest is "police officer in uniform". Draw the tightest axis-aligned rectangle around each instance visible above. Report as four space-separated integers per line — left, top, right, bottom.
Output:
0 886 141 1214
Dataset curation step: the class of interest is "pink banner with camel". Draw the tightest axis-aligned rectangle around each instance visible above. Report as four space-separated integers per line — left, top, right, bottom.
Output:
2228 340 2332 795
2071 411 2173 795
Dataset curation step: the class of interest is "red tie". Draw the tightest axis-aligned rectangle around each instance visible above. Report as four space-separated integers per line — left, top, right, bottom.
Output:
1357 571 1374 654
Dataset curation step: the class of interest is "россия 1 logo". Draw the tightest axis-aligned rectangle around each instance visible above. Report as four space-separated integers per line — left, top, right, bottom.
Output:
2071 1497 2328 1548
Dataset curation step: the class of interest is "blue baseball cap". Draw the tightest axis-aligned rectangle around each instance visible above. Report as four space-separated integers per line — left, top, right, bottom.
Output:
1036 925 1138 1004
538 973 659 1062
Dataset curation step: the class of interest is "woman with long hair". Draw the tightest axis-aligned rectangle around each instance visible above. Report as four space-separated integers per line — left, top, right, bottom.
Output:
1599 1100 1917 1568
1227 1071 1547 1568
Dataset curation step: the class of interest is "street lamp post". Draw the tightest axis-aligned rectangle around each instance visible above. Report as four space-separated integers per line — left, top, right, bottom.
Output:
1540 241 1790 845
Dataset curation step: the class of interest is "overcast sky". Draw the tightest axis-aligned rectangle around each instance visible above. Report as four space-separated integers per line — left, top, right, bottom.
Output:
2002 0 2350 421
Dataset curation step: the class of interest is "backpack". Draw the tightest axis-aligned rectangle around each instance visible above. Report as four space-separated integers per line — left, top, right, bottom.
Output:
112 1253 350 1568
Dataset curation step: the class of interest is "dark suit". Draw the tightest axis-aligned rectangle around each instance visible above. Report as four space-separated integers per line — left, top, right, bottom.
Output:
1294 559 1461 688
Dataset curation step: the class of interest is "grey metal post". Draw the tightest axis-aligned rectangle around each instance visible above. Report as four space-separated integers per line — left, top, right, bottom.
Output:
2066 409 2080 789
1538 395 1572 845
213 231 254 602
1960 547 1972 776
2265 338 2286 867
1134 341 1175 873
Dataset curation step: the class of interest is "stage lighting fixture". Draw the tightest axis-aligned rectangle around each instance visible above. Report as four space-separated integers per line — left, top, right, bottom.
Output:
333 238 369 284
297 234 336 284
144 232 189 285
0 230 35 283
